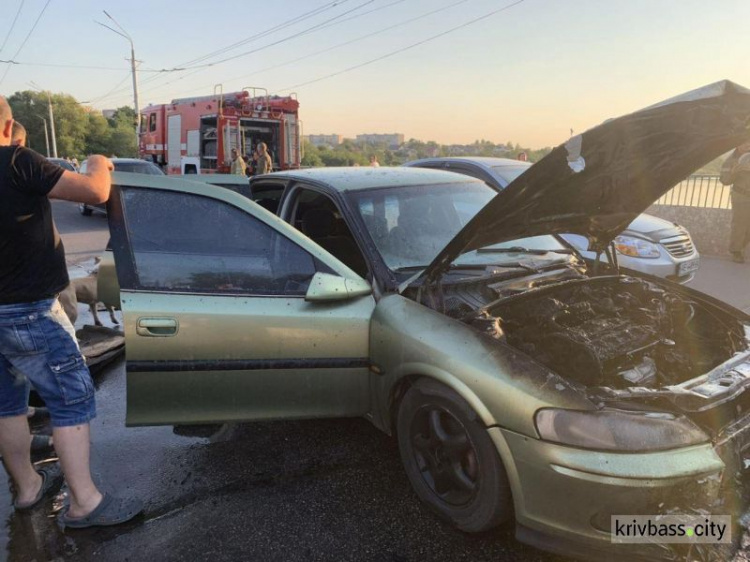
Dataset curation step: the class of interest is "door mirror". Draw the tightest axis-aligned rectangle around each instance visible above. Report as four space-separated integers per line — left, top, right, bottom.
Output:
305 272 371 302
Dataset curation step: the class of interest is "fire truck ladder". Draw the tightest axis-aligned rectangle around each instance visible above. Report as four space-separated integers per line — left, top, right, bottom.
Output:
242 86 271 116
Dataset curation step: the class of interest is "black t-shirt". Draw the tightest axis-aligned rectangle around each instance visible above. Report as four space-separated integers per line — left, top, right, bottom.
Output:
0 146 67 304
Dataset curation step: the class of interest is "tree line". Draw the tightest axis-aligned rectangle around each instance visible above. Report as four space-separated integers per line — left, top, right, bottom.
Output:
301 138 552 168
7 90 137 160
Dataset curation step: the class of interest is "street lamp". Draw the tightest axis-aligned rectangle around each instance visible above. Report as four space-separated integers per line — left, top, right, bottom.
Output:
96 11 140 147
36 115 50 157
29 82 57 158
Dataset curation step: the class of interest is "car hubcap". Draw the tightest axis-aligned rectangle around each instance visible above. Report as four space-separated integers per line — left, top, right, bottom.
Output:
410 406 479 506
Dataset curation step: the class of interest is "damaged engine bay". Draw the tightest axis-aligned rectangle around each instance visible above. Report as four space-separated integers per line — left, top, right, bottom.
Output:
429 274 750 393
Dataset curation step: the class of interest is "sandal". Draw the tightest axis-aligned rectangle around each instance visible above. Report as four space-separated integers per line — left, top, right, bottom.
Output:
14 462 63 511
30 434 54 454
61 493 144 529
28 407 51 422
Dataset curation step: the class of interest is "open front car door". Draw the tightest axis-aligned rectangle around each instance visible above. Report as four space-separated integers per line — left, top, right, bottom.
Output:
106 173 374 426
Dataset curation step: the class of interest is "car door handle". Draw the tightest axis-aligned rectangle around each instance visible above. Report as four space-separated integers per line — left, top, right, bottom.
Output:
136 317 179 337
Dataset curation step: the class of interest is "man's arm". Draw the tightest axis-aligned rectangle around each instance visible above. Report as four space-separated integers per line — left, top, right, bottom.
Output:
48 155 113 204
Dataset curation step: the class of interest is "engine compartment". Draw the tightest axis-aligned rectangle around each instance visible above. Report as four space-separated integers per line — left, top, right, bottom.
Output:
449 276 749 389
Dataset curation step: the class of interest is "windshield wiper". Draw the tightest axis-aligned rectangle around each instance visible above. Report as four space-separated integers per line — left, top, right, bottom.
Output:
476 246 575 255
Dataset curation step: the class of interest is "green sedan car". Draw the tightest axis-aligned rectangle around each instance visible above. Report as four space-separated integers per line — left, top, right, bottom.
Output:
101 81 750 560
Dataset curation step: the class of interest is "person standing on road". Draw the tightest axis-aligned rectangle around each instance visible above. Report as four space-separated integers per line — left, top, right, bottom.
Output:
229 148 247 176
720 141 750 263
255 142 273 175
11 121 26 146
0 96 142 527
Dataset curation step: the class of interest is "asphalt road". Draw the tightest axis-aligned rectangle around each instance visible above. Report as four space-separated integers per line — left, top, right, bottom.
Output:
0 201 562 561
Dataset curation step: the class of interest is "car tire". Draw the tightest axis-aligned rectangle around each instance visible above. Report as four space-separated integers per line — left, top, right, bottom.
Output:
79 204 93 216
397 378 512 532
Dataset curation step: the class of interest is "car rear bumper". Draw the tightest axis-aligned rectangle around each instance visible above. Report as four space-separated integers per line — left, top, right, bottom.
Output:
488 427 743 560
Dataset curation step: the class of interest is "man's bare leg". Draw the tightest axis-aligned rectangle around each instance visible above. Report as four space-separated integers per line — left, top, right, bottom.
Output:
52 424 102 518
0 414 42 505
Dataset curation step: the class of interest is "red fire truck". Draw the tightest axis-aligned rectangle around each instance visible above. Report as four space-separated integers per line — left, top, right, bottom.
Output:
139 87 301 174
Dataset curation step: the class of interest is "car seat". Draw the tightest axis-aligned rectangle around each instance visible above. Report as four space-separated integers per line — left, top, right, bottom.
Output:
302 209 368 277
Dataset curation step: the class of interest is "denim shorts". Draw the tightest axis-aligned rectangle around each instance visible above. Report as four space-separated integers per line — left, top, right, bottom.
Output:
0 298 96 428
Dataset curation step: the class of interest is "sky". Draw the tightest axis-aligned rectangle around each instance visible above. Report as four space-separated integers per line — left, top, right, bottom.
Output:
0 0 748 148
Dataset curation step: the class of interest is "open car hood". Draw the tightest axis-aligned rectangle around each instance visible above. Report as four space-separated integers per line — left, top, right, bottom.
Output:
421 80 750 283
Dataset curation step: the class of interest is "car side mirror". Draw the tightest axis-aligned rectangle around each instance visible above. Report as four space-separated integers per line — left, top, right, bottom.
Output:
305 272 372 302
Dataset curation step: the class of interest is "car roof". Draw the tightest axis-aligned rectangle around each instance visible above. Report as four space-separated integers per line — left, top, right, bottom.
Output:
406 157 529 169
82 157 155 164
259 166 481 192
176 174 248 185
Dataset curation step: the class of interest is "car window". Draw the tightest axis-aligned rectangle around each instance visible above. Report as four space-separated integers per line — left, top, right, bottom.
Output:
121 188 319 295
249 181 285 213
349 182 494 270
349 182 567 274
114 161 165 175
445 164 486 182
490 164 531 184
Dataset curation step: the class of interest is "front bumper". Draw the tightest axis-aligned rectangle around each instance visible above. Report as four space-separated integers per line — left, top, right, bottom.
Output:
489 427 744 560
617 252 700 284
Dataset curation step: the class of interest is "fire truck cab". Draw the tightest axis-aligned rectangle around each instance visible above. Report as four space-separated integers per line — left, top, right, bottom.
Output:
139 87 300 175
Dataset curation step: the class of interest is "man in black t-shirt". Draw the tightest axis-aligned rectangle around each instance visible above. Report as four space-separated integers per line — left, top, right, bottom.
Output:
0 96 142 527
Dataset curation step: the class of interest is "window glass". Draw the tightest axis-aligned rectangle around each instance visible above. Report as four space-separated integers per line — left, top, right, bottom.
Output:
122 188 317 295
349 182 494 271
490 164 531 184
149 113 157 132
139 115 148 133
113 161 165 175
348 182 566 275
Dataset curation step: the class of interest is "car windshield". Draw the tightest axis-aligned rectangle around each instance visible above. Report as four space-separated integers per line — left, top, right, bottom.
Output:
113 161 164 175
491 164 530 185
347 182 567 273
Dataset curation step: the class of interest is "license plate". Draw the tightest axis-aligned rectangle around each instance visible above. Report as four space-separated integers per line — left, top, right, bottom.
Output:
678 258 700 276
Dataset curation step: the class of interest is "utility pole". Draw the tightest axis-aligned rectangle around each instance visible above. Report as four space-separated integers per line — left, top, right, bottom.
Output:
36 115 50 157
97 11 140 147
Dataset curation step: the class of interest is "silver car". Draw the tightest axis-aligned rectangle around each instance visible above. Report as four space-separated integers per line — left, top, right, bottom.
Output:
404 156 700 283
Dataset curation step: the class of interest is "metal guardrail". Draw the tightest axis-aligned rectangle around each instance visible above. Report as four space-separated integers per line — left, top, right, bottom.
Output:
655 175 731 209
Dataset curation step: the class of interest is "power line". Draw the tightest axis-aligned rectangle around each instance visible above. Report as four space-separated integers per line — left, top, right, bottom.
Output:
94 0 366 105
228 0 469 91
0 59 174 72
92 0 380 104
179 0 375 70
136 0 463 102
179 0 351 68
0 0 52 86
88 71 133 105
281 0 525 91
0 0 25 56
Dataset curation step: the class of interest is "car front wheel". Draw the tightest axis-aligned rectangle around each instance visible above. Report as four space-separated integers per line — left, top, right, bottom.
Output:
397 378 512 532
79 203 92 216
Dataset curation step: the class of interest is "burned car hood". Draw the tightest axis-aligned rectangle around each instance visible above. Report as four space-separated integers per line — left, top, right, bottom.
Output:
421 80 750 283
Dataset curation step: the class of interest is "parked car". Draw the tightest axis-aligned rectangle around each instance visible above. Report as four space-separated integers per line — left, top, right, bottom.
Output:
46 157 78 172
404 156 701 283
99 81 750 561
79 157 164 216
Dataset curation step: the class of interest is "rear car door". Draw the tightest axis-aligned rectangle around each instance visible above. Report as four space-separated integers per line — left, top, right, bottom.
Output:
107 174 374 426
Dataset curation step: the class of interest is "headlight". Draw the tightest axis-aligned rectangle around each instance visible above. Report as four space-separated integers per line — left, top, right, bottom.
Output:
534 408 709 452
614 235 661 259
